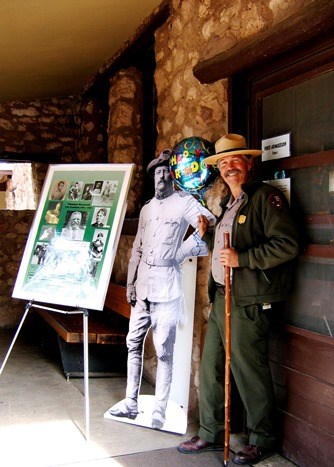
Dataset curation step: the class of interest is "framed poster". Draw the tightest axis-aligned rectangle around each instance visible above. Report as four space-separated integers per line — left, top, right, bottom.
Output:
13 163 134 310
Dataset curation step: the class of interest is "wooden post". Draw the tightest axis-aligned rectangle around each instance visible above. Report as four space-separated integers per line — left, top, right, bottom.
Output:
223 232 231 466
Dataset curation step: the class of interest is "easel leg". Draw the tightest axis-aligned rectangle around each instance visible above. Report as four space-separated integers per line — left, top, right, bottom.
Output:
0 300 33 376
83 309 90 441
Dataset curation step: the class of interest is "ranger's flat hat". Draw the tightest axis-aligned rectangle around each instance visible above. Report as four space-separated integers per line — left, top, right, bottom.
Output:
147 149 173 177
203 133 262 165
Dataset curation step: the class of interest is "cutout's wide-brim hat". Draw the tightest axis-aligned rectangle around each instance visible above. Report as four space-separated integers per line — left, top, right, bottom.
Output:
203 133 262 165
147 149 173 177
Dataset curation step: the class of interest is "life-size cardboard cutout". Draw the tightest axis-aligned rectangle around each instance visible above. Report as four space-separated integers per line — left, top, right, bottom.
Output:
105 150 215 434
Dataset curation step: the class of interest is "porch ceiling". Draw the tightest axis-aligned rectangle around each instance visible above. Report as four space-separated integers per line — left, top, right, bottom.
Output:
0 0 162 102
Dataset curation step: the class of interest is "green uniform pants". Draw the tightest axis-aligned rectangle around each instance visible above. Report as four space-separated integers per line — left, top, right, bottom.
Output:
198 292 275 449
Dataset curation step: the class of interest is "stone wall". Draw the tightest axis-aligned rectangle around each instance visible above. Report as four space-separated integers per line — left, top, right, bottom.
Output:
0 210 34 327
0 97 78 161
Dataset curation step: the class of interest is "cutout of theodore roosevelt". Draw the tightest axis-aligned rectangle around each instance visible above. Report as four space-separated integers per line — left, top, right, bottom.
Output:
109 149 215 430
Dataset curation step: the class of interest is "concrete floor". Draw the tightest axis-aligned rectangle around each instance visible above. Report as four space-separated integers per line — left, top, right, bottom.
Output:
0 328 296 467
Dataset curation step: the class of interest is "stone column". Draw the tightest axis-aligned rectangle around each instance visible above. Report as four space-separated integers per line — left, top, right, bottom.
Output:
76 96 106 163
107 68 144 217
5 163 39 210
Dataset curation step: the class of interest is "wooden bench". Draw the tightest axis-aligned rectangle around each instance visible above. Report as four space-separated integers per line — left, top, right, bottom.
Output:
36 283 131 379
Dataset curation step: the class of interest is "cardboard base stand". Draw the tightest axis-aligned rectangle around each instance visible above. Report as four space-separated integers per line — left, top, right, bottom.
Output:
104 395 187 434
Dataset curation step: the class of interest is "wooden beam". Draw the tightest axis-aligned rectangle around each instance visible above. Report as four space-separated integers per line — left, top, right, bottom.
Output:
194 0 334 83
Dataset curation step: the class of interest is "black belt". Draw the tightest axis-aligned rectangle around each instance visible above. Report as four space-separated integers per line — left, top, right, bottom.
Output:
215 283 225 295
141 255 175 267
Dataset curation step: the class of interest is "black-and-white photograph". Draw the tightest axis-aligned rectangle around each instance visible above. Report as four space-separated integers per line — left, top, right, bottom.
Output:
67 181 83 200
91 180 118 206
90 231 105 261
49 180 67 201
92 180 103 194
81 183 93 201
91 207 109 228
61 210 87 241
32 243 49 265
39 226 56 241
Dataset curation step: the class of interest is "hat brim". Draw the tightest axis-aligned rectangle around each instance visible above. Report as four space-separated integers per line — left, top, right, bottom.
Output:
147 149 173 177
147 160 170 177
203 149 262 166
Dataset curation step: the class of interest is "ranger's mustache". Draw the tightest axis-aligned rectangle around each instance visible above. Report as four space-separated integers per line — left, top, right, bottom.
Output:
226 169 241 175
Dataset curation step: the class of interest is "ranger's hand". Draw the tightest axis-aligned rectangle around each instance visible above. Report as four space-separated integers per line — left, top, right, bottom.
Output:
220 247 239 268
197 215 209 237
126 284 136 306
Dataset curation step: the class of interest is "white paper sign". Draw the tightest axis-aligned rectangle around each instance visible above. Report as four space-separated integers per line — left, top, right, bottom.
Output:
262 133 291 161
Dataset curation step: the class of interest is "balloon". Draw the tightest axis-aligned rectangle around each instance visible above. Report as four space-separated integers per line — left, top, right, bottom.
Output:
170 136 218 199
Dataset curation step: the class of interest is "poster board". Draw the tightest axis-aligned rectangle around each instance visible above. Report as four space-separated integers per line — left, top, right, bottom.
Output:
13 163 134 310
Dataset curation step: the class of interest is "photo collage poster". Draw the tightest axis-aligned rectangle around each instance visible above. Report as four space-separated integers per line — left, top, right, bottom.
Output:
13 164 134 310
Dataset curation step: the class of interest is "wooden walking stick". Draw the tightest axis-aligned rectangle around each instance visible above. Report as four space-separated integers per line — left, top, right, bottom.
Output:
223 232 232 466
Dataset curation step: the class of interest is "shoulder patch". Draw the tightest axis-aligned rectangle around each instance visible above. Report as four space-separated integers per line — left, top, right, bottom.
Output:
268 192 283 210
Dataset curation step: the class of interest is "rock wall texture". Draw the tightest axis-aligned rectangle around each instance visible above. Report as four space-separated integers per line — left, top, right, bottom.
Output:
108 68 144 217
0 210 34 327
155 0 314 152
0 97 78 160
76 95 107 164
